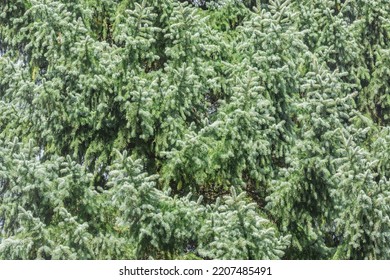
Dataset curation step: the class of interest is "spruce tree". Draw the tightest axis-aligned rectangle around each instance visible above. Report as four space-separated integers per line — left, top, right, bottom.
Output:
1 0 389 260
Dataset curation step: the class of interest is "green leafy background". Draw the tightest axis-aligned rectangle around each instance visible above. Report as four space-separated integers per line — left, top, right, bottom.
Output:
0 0 389 259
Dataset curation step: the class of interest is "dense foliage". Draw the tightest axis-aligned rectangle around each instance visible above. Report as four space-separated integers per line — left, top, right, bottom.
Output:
0 0 389 260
